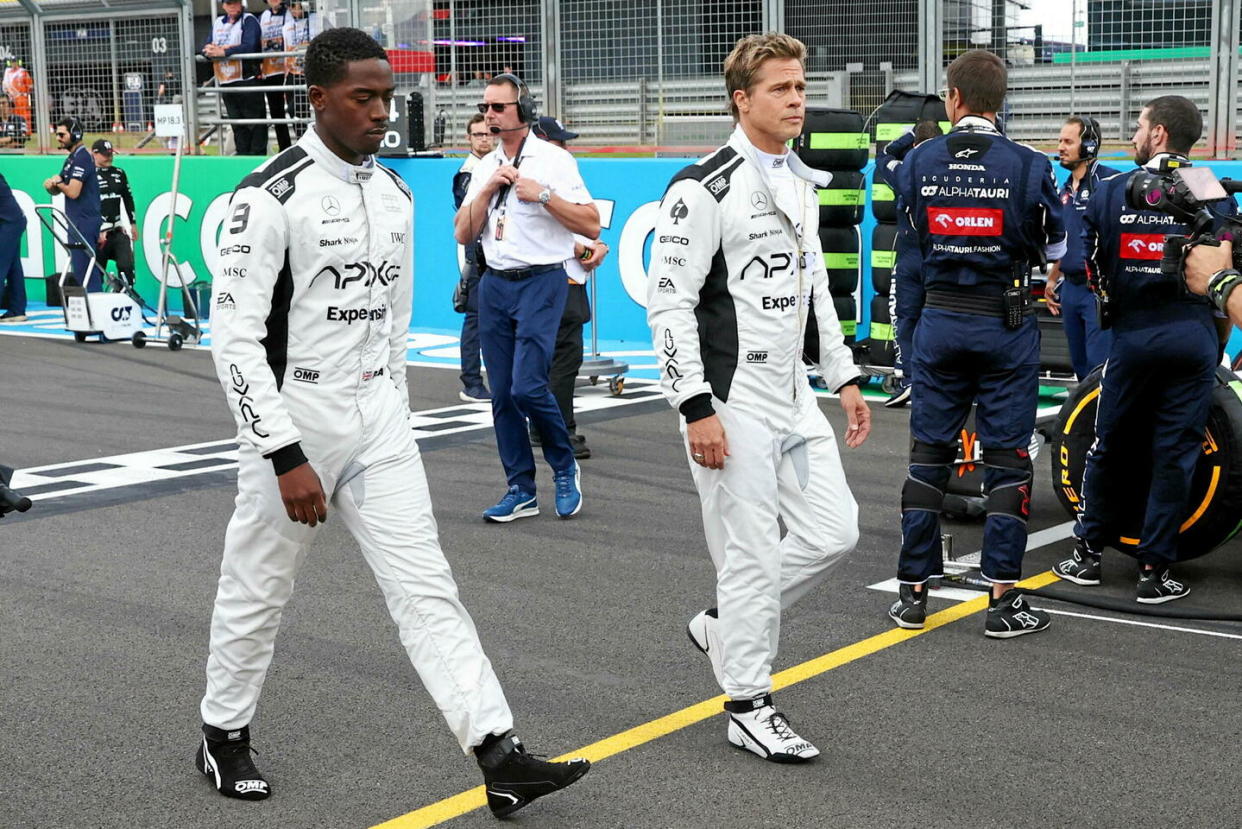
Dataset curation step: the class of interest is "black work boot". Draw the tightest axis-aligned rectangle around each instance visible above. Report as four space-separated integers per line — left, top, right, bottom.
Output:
475 732 590 818
195 723 271 801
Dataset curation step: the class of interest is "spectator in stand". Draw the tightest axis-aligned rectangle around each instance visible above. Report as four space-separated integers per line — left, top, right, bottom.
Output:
202 0 266 155
3 58 32 130
281 0 322 138
259 0 293 151
0 97 29 150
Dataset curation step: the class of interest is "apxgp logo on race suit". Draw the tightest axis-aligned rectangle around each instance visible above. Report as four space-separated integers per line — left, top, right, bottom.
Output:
1120 233 1165 260
927 207 1004 236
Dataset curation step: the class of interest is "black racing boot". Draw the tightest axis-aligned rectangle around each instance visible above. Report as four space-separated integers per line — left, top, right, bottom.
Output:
195 723 271 801
475 732 590 818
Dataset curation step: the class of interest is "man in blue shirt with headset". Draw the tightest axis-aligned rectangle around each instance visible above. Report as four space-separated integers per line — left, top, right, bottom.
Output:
1044 115 1119 381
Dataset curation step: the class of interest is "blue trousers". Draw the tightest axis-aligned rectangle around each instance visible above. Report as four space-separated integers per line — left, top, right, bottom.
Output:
892 259 924 383
1073 313 1217 565
478 266 575 493
69 217 102 292
0 221 27 314
899 309 1039 584
458 260 485 392
1059 277 1111 381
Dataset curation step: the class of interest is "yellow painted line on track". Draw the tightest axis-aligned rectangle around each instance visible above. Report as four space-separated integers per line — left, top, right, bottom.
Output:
373 570 1061 829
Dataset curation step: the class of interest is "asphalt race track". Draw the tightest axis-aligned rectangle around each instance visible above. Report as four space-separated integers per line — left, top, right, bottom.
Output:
2 332 1240 829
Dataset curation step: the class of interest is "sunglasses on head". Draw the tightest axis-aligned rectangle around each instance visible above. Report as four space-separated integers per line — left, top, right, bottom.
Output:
477 101 518 114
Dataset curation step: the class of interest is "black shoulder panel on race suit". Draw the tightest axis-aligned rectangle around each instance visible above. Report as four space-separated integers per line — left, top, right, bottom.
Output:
236 146 311 204
666 146 741 203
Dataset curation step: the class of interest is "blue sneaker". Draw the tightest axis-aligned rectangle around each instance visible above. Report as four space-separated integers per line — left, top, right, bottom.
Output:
483 486 538 523
553 463 582 519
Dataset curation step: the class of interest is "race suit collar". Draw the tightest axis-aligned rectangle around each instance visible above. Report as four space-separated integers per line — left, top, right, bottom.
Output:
1142 152 1189 171
727 125 831 188
302 126 376 184
952 115 1000 133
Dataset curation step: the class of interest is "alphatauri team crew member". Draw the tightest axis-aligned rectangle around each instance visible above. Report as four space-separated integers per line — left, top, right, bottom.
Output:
649 32 870 764
199 28 589 818
886 50 1066 638
1055 96 1235 603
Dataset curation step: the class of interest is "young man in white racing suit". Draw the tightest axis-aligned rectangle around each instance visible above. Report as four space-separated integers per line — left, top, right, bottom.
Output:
648 33 871 764
199 28 588 818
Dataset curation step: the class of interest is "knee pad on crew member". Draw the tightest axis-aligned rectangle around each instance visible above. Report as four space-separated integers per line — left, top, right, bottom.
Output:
901 440 955 514
982 446 1033 521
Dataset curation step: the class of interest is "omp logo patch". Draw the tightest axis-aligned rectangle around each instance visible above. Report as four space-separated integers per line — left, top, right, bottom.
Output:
1121 233 1165 260
292 366 320 384
927 207 1003 236
745 350 768 363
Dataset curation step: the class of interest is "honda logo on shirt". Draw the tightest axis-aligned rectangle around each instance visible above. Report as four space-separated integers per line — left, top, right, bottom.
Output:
927 207 1004 236
1120 233 1165 260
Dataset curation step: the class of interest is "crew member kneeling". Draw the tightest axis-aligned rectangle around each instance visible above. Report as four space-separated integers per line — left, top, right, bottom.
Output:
887 50 1066 638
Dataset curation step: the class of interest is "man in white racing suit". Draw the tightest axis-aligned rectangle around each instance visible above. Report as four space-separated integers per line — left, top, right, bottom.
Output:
198 28 588 818
648 33 871 764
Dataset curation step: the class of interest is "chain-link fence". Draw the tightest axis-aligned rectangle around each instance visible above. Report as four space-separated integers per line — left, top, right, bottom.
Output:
0 21 36 151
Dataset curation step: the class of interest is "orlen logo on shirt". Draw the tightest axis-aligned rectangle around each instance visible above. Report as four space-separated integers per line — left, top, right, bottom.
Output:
1120 233 1165 260
927 207 1004 236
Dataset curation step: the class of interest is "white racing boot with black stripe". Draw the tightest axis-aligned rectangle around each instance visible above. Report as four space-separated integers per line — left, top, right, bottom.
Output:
724 695 820 764
686 608 726 688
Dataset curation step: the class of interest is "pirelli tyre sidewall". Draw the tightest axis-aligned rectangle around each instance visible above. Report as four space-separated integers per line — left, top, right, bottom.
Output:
1050 365 1242 561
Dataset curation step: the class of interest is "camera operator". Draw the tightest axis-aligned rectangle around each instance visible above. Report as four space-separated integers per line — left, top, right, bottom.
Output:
1045 116 1119 381
1055 95 1234 602
202 0 265 156
1185 237 1242 328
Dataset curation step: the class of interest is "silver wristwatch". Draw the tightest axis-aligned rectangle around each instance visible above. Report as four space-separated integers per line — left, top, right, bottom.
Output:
538 188 552 206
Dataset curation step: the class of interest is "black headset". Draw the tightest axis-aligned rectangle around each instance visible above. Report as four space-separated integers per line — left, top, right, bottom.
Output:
493 73 536 124
1077 115 1100 160
65 117 84 144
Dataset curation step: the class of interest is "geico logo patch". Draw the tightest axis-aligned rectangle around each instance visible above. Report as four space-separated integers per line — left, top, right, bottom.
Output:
658 235 689 246
927 207 1004 236
1120 233 1165 260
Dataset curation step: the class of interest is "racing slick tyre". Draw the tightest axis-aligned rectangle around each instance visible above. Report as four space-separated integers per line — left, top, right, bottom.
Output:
820 226 860 295
1049 365 1242 561
871 223 897 296
866 295 895 367
794 107 868 172
816 170 865 227
833 295 857 347
871 179 897 223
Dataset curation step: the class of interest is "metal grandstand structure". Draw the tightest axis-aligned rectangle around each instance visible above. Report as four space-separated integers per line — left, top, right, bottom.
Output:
1 0 1240 156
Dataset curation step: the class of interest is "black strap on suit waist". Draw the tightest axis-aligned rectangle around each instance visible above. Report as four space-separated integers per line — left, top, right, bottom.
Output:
925 289 1033 318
